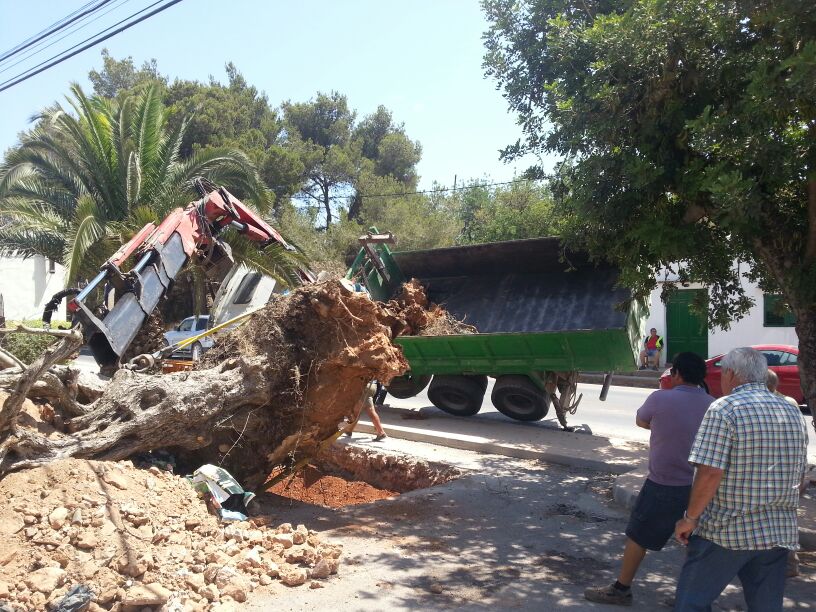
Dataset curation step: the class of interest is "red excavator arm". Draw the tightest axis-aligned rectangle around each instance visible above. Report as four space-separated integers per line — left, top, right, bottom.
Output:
69 180 313 369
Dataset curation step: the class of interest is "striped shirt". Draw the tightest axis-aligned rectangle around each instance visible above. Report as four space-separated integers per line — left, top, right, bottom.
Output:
689 382 808 550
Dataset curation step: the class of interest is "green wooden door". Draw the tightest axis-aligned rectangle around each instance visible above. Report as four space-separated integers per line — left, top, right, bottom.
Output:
666 289 709 361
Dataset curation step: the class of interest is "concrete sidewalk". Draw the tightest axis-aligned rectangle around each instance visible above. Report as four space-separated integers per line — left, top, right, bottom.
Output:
359 404 816 551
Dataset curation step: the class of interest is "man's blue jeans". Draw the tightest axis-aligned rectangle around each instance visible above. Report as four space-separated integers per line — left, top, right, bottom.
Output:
674 536 788 612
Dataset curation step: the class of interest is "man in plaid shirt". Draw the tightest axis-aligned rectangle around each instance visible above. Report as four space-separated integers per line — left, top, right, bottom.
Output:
673 347 808 611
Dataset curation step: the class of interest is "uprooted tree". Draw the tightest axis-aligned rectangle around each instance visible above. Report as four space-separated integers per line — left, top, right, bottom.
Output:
0 280 410 485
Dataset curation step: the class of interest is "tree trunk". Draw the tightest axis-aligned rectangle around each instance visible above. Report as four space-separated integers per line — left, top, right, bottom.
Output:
0 280 408 485
347 190 363 221
322 183 332 229
794 306 816 431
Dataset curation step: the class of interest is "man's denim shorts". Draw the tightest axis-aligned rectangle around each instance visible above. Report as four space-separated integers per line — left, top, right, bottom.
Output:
626 478 691 551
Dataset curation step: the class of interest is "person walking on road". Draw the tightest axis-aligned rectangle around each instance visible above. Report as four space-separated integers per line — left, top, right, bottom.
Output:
673 347 808 612
343 382 388 442
585 352 714 606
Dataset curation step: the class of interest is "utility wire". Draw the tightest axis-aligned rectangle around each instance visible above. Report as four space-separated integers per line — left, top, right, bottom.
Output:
0 0 134 77
0 0 112 62
0 0 185 94
0 2 92 62
354 177 548 199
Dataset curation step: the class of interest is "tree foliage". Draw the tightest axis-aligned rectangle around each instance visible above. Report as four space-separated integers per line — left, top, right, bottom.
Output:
484 0 816 406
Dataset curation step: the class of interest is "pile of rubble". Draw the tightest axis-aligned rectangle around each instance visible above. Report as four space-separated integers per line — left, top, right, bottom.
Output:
0 458 341 611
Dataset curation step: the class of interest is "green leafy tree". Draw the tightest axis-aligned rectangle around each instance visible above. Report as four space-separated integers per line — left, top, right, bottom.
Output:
281 92 360 228
88 48 164 98
484 0 816 410
0 84 295 287
458 180 560 244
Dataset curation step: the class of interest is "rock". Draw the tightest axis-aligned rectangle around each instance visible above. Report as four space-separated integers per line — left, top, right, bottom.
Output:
199 584 219 601
121 582 171 606
279 566 308 587
25 566 66 594
430 583 444 594
311 559 332 579
184 518 201 530
71 508 83 525
310 581 324 589
76 531 98 549
48 507 69 530
272 533 294 549
292 530 306 545
116 552 153 577
220 581 247 603
258 574 273 586
0 581 8 598
102 469 130 490
184 572 206 591
24 527 38 539
277 523 293 534
23 515 38 525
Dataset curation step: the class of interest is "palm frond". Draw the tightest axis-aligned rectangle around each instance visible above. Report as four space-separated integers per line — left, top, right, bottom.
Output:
219 228 307 289
62 195 105 284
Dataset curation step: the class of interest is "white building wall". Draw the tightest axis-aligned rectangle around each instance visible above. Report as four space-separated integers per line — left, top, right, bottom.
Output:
0 255 67 321
644 269 798 361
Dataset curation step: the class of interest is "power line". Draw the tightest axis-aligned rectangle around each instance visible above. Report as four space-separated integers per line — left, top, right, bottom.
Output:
0 0 185 94
0 0 134 77
0 0 114 64
0 0 98 63
356 177 547 199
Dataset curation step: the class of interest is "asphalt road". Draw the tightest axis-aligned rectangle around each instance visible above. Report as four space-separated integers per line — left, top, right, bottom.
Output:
386 379 816 461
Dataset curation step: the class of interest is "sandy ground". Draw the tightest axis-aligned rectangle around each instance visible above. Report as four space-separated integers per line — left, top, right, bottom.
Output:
245 440 815 611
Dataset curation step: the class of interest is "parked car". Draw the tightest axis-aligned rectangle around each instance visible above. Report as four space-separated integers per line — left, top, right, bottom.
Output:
660 344 802 404
164 315 213 360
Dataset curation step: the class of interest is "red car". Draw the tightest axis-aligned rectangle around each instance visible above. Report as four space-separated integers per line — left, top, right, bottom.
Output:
660 344 803 404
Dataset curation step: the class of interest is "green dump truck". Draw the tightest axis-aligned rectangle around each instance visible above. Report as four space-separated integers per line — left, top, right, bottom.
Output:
347 234 646 430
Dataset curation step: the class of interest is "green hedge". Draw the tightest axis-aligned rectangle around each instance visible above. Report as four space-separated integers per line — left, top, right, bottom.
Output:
0 320 70 365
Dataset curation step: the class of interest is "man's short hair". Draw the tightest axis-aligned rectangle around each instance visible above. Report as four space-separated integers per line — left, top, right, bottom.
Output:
720 347 768 384
671 352 707 386
650 328 657 333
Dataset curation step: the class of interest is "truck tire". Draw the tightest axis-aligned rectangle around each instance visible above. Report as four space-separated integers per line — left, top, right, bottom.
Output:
428 375 486 417
491 375 550 421
386 373 432 399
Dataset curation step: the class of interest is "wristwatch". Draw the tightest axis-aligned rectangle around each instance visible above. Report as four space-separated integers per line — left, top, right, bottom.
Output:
683 511 699 523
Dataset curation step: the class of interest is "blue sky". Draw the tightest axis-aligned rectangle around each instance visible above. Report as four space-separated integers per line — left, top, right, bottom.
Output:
0 0 554 189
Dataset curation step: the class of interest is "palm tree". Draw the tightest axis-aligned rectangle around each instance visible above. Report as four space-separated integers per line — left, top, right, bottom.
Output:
0 83 300 286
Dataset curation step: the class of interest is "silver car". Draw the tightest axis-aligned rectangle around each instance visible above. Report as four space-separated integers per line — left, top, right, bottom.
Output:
164 315 213 360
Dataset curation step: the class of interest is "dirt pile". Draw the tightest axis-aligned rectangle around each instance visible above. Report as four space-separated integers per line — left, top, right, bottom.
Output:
267 465 398 509
0 458 342 611
380 279 477 337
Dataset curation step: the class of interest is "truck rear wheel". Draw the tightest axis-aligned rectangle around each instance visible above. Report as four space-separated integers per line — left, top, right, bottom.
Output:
491 375 550 421
386 373 432 399
428 375 486 417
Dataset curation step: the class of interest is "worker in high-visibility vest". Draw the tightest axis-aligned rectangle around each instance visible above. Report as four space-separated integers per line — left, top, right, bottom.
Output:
639 328 664 370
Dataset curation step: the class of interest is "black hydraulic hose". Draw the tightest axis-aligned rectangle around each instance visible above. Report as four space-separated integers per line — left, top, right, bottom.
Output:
42 288 80 328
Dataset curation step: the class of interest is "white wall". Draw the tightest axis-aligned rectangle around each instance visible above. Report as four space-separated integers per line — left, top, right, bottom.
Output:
0 255 67 321
645 268 798 360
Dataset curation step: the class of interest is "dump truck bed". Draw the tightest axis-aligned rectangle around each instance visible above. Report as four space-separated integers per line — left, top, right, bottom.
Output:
350 236 643 375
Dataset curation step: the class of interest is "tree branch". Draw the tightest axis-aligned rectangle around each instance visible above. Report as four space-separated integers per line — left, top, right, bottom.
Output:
0 325 83 339
0 336 83 433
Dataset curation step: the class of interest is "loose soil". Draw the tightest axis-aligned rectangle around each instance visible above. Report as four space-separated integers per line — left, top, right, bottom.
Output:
267 465 398 509
0 457 342 611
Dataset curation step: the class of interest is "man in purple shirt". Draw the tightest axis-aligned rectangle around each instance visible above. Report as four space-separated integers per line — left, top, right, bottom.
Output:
585 352 714 606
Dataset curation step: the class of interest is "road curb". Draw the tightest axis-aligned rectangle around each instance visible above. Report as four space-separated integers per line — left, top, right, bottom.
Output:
356 405 646 475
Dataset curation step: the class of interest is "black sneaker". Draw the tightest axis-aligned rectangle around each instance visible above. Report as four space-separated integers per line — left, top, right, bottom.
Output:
584 583 633 606
638 366 647 371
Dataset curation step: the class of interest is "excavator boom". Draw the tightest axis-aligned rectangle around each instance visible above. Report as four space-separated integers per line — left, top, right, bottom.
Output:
69 181 310 369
